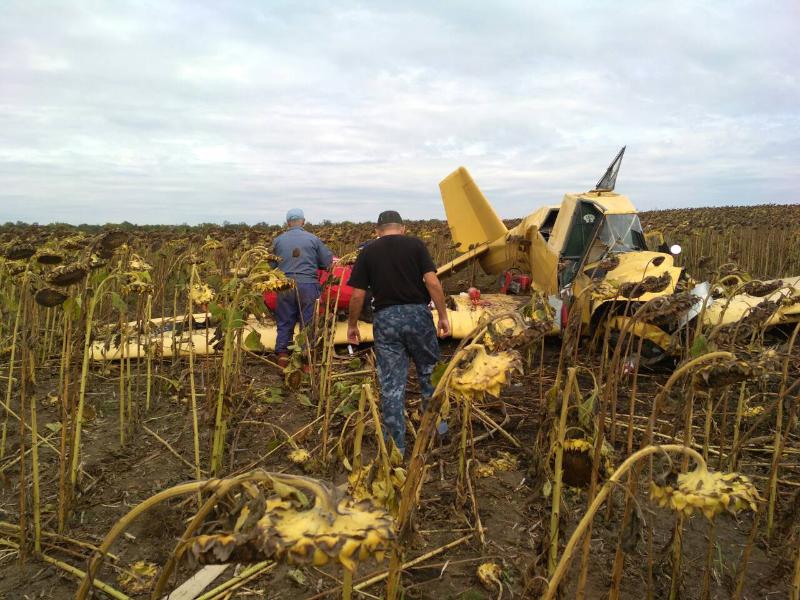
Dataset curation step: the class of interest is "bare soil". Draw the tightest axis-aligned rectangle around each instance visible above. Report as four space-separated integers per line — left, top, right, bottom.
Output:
1 330 796 600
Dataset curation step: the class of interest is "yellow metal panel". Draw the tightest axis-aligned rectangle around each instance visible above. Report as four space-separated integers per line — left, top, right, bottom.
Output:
90 295 532 361
527 225 559 294
436 244 490 278
607 316 672 350
439 167 508 253
582 252 683 303
605 251 681 286
478 235 527 274
547 192 638 255
519 206 559 230
703 276 800 327
581 191 637 215
547 194 578 255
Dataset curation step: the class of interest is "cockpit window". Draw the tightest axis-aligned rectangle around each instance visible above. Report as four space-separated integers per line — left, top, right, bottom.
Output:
560 211 647 287
561 201 603 259
596 214 647 255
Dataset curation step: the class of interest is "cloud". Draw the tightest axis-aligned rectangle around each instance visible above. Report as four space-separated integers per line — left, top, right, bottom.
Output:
0 0 798 224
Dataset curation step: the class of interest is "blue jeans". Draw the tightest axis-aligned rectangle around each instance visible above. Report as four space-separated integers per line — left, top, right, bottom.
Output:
373 304 439 455
275 282 320 354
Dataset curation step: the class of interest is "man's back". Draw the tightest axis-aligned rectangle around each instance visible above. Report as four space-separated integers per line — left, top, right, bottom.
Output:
348 234 436 312
273 227 332 284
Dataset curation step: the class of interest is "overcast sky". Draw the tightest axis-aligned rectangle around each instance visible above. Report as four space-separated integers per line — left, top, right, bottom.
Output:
1 1 798 225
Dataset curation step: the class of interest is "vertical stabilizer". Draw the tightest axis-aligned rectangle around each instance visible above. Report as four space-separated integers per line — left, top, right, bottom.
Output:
439 167 508 252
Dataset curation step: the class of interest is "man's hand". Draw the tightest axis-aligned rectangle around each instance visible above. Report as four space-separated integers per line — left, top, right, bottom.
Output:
423 272 450 338
348 288 366 345
437 315 451 338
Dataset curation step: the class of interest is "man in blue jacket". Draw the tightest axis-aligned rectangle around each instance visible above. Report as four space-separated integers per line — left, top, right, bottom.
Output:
272 208 333 367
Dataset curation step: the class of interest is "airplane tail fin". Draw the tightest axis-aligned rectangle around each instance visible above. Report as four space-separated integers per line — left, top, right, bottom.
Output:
439 167 508 253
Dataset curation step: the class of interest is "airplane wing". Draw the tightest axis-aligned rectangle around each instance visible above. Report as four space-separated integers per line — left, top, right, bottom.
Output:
436 243 490 278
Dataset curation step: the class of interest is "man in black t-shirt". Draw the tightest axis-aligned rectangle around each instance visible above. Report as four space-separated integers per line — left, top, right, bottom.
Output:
347 210 450 455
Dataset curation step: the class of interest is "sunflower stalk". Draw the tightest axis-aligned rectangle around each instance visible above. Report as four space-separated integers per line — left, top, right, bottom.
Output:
144 293 153 411
576 337 612 600
728 381 748 471
457 395 471 503
342 568 354 600
209 286 243 476
544 444 732 600
700 520 716 600
187 267 203 494
352 385 367 473
57 310 72 533
607 331 647 600
70 274 119 497
766 320 800 536
548 367 578 576
321 284 343 458
17 345 29 561
668 385 696 600
1 268 28 462
30 397 42 555
117 309 126 446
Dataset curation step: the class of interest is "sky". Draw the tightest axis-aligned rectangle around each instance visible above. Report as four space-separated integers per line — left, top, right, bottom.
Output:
1 1 798 225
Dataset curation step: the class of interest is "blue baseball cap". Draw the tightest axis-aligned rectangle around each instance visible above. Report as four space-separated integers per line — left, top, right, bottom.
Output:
286 208 304 222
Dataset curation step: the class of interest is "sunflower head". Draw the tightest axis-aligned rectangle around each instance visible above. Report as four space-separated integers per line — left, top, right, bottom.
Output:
336 250 360 265
190 282 215 305
692 359 762 391
36 250 64 265
117 560 158 594
128 254 153 271
477 562 503 591
34 287 69 307
47 263 89 287
474 451 520 479
448 344 522 400
742 405 764 418
5 244 36 261
288 448 310 465
201 237 224 251
650 465 762 519
553 437 614 487
123 274 154 296
190 475 395 573
97 229 129 252
348 449 406 514
242 261 295 293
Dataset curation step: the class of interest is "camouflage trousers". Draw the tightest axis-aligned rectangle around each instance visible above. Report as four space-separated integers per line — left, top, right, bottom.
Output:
373 303 439 455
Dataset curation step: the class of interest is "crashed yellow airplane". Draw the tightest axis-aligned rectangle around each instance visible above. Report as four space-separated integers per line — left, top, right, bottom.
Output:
436 147 800 360
91 148 800 362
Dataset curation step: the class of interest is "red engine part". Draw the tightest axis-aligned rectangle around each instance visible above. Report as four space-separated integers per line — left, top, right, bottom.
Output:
499 271 532 295
263 262 354 313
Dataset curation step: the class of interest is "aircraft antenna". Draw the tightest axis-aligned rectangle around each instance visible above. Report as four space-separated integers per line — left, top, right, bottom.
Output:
594 146 626 192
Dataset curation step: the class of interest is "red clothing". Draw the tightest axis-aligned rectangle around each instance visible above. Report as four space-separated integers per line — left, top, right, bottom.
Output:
263 262 353 313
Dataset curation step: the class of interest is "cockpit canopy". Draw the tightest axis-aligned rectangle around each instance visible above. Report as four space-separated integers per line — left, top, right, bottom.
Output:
547 192 647 286
595 214 646 256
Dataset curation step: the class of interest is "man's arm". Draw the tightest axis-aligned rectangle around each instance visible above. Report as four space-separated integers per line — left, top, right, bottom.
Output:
316 238 334 270
423 272 451 337
347 288 366 344
270 236 284 268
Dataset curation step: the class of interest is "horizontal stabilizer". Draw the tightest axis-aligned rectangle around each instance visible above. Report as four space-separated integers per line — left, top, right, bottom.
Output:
436 244 490 278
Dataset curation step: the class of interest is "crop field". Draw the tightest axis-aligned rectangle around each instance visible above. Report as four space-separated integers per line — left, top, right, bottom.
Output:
1 202 799 599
